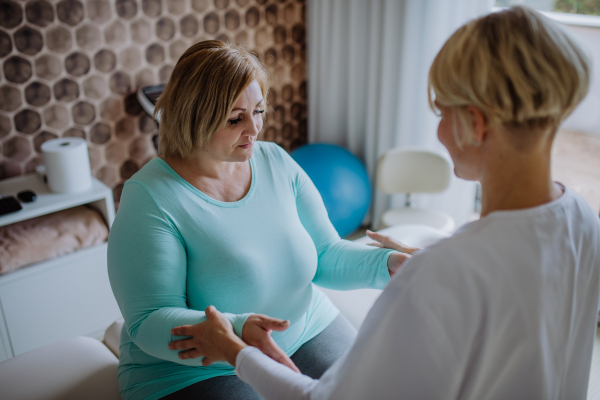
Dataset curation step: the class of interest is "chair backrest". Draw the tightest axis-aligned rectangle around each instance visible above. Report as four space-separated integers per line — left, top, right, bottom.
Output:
376 148 451 194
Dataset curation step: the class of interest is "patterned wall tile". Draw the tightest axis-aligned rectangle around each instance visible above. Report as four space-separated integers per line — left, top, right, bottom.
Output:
14 26 44 56
4 55 33 83
14 109 42 134
0 85 22 111
25 1 55 28
0 0 307 206
56 0 85 26
0 114 11 139
25 81 51 106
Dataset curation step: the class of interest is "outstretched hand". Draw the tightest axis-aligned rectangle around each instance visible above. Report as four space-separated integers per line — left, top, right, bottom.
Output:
366 230 420 255
169 306 299 372
366 230 419 277
169 306 246 366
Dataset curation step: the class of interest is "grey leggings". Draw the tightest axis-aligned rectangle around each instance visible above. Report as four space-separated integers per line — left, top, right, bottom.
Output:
161 313 357 399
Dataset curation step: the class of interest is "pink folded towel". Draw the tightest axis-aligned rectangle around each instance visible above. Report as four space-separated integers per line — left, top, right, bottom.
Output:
0 205 109 275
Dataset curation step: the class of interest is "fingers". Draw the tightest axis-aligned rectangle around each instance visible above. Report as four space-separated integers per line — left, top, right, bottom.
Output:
261 317 291 332
366 242 383 248
202 357 215 366
177 348 203 360
366 230 417 254
366 230 392 246
263 337 300 373
169 338 194 351
366 230 392 247
205 305 217 317
366 230 381 239
171 325 194 336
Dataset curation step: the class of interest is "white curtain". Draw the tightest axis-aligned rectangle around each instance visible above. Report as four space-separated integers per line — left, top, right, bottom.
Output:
307 0 493 229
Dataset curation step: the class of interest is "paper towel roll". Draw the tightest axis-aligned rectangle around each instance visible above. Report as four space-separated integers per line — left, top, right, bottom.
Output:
41 138 92 193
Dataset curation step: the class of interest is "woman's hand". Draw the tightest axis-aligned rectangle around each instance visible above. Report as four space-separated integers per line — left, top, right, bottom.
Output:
366 230 419 277
387 252 411 277
242 314 300 373
366 230 420 254
169 307 300 372
169 306 246 366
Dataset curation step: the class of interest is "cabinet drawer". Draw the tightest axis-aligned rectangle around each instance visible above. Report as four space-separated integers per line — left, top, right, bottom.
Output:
0 243 122 356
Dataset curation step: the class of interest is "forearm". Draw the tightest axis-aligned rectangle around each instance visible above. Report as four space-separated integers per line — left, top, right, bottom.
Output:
293 164 391 290
129 307 251 366
313 240 395 290
236 347 319 400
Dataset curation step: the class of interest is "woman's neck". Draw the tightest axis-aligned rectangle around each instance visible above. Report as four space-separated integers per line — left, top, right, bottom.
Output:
479 140 562 217
161 154 251 202
164 154 241 180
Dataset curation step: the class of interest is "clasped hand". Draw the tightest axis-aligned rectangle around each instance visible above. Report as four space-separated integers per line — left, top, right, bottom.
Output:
169 306 300 372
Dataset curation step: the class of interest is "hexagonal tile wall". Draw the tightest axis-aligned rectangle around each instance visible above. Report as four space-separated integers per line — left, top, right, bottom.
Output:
53 78 79 102
86 0 112 25
56 0 84 27
46 25 73 53
34 53 62 80
0 114 11 139
14 109 42 134
0 0 307 206
14 26 44 56
4 55 33 83
25 1 54 28
3 136 32 162
25 81 51 107
65 51 91 77
33 130 58 153
0 1 24 30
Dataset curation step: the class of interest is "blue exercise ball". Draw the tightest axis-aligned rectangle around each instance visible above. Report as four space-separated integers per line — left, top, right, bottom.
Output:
291 143 371 237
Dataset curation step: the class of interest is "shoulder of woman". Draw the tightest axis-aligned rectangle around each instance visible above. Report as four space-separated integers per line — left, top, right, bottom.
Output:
120 158 184 205
122 158 164 186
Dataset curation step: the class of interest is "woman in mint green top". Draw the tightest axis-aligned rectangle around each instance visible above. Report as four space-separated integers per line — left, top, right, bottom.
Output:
107 41 406 400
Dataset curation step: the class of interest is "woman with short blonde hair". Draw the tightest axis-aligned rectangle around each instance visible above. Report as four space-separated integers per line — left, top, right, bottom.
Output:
428 5 589 146
108 40 408 399
181 8 600 400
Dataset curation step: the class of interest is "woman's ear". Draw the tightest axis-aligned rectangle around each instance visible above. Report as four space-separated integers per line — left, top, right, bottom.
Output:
466 105 487 145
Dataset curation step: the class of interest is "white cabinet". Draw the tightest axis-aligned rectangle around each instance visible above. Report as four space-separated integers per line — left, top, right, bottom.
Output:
0 174 121 361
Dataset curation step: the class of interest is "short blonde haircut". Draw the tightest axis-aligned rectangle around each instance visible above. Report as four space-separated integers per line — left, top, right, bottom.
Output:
156 40 269 159
428 6 590 145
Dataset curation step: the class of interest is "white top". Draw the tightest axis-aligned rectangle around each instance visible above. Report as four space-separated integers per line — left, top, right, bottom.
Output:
235 185 600 400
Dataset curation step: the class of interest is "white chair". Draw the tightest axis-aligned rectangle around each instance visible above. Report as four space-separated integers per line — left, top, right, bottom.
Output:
376 147 455 233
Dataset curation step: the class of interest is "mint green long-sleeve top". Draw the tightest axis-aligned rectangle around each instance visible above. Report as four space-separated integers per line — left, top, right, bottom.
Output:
107 141 394 400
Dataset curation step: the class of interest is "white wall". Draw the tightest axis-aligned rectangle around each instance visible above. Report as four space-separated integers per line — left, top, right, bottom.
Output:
560 24 600 136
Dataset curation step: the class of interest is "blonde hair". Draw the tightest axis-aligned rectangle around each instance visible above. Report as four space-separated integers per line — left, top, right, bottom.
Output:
156 40 269 159
428 6 590 145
